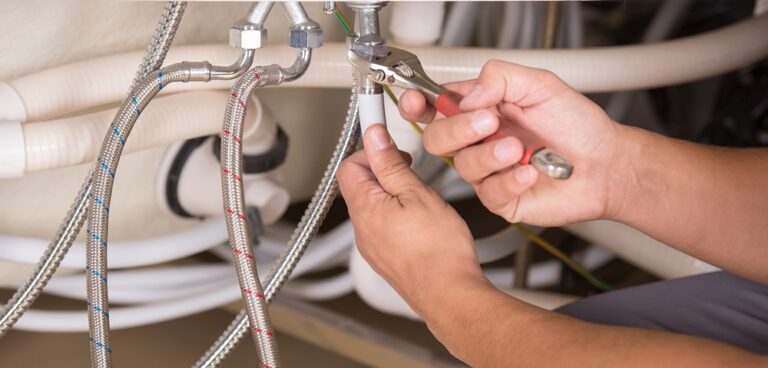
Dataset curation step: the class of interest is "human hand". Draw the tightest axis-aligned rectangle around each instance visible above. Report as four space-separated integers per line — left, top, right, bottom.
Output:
399 60 628 226
337 125 489 314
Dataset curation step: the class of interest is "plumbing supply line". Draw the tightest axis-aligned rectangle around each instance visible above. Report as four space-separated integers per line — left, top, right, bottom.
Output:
6 12 767 125
129 1 187 93
194 80 361 368
245 1 275 26
0 2 189 338
219 68 286 368
217 43 312 367
86 50 254 368
0 180 91 338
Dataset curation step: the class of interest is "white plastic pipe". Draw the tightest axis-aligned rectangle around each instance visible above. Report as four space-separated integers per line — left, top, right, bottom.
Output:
0 216 229 269
357 93 386 136
17 91 227 173
7 13 766 123
565 220 719 279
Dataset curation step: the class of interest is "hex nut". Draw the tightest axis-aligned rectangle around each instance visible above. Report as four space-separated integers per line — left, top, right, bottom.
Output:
229 26 267 49
289 27 323 49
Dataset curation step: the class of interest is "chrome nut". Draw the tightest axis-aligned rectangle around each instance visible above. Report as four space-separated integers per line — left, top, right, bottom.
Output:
289 26 323 49
351 35 390 60
229 25 267 49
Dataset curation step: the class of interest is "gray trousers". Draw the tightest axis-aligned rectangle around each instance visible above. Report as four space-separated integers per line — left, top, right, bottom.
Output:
557 271 768 354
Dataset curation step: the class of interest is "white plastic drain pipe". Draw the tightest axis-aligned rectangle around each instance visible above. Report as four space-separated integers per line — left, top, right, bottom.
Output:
3 13 766 123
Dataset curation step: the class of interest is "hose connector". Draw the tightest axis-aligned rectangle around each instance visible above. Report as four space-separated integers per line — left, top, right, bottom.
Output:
283 2 324 49
229 22 268 50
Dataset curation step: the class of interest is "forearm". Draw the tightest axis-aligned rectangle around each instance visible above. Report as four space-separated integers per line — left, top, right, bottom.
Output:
421 281 766 367
609 125 768 283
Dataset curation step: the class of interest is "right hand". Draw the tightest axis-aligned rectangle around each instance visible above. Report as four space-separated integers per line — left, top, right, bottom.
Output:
398 60 629 226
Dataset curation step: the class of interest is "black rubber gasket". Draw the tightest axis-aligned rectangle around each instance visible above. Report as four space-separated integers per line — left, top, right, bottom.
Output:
165 137 209 219
212 126 289 174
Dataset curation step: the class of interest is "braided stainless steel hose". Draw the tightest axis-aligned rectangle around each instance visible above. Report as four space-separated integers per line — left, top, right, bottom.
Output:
130 1 188 92
219 66 284 368
86 50 253 368
194 79 361 368
0 2 187 338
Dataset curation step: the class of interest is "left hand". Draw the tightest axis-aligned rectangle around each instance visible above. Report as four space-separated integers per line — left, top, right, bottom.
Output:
337 124 488 314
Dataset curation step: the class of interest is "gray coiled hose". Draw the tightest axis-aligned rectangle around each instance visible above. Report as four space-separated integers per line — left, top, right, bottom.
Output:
219 67 283 368
194 81 361 368
130 1 187 92
0 1 186 338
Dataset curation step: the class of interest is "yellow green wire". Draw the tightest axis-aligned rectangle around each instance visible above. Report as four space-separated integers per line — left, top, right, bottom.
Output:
331 6 613 292
515 224 613 291
334 8 352 35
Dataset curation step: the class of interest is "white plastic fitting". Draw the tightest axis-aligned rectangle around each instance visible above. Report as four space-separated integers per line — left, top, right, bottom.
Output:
0 121 25 177
160 95 289 224
0 82 26 122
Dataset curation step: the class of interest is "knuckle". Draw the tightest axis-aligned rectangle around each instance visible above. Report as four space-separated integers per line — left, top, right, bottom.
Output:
483 59 505 75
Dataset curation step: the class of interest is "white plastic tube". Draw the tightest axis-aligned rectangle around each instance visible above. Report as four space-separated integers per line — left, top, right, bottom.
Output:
565 220 719 279
357 93 386 136
17 90 267 175
8 13 766 123
0 217 229 269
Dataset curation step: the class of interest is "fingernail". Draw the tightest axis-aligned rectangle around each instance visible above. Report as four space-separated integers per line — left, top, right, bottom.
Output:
515 165 535 184
460 84 483 108
400 95 412 113
494 138 516 162
368 125 392 151
471 110 496 135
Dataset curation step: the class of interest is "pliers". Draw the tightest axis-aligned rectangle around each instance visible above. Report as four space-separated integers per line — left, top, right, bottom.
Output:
348 46 573 180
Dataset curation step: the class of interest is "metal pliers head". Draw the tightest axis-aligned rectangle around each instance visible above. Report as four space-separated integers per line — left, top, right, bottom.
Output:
347 46 446 104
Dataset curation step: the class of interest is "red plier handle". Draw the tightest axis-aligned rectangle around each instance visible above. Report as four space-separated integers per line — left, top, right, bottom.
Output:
431 91 573 180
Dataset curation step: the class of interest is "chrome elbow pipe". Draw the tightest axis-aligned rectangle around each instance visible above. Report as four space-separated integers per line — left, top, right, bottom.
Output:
280 48 312 83
210 49 255 80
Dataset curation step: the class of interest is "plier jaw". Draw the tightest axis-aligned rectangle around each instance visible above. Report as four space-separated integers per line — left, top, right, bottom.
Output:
347 47 445 105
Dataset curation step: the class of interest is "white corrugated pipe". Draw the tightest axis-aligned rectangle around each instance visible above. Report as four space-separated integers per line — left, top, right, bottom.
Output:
3 13 766 123
0 90 274 177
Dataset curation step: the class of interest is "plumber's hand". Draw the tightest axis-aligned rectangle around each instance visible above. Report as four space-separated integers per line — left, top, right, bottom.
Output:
398 61 627 226
338 125 487 312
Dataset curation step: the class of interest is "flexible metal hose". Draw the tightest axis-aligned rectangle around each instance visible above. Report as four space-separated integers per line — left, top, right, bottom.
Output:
194 80 361 368
219 66 283 368
130 1 188 92
0 2 187 337
87 64 198 367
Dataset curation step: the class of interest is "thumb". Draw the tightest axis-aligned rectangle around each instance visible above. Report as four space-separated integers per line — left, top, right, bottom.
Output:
363 124 424 196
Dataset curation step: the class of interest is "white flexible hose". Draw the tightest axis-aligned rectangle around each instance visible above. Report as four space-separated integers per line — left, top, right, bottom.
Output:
20 90 264 174
7 13 766 124
7 271 354 332
0 217 229 269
